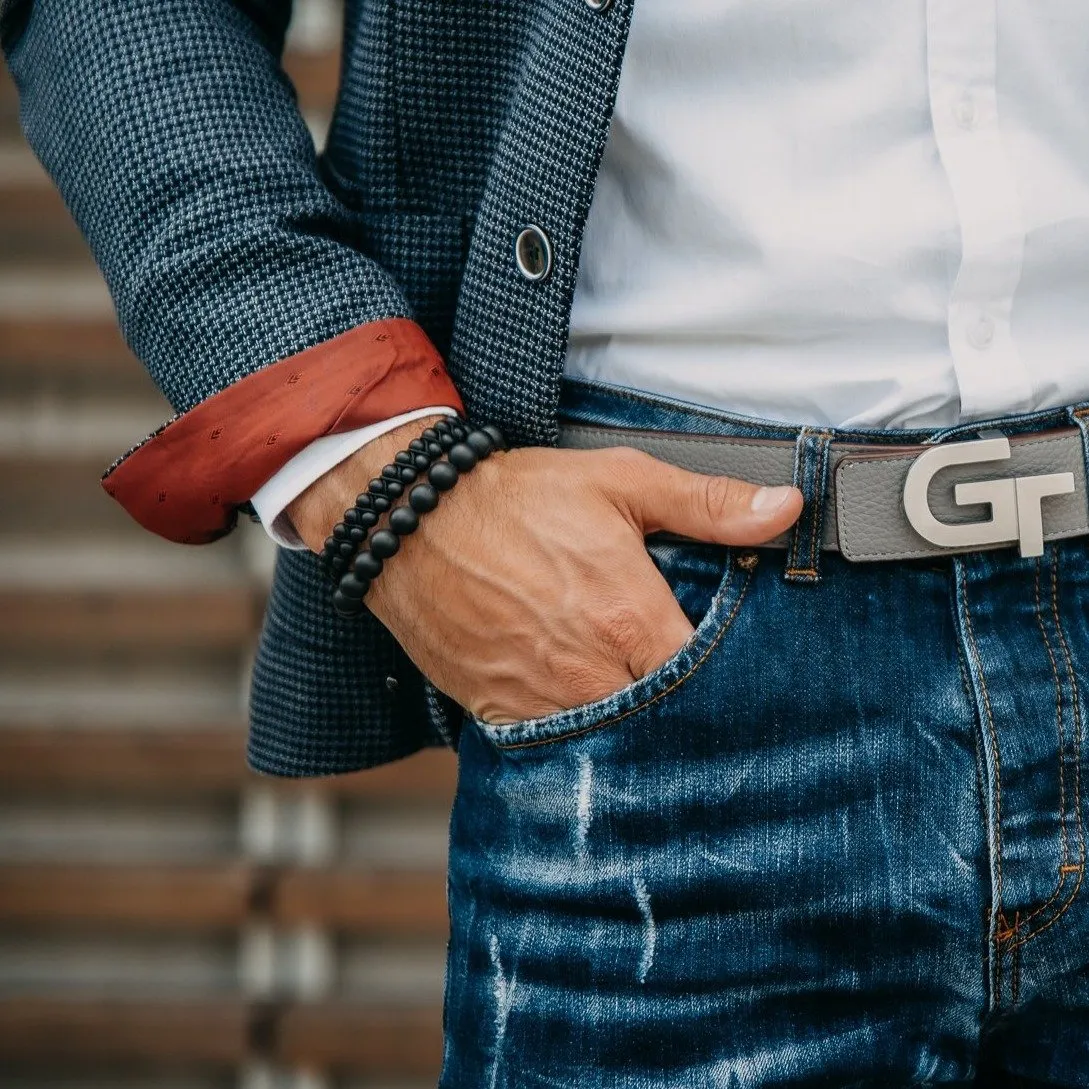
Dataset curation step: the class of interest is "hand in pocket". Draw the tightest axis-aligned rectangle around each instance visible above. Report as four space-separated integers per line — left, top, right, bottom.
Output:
289 422 802 724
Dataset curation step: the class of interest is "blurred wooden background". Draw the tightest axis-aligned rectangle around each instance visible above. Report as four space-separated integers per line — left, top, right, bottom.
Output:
0 2 458 1086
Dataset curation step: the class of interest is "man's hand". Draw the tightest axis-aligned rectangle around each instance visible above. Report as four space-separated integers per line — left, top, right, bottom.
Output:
288 415 803 724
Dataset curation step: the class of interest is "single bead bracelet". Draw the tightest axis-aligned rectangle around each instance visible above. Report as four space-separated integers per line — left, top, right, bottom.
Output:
331 419 507 618
319 416 473 579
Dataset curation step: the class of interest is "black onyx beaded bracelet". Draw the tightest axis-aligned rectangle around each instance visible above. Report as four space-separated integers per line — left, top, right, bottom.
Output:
322 418 507 618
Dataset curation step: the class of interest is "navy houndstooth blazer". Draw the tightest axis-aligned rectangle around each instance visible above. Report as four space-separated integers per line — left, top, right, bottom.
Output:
1 0 634 776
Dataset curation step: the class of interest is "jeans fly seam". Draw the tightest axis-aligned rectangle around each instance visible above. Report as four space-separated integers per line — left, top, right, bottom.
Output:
1010 547 1086 950
494 560 756 750
957 567 1004 993
1013 554 1071 933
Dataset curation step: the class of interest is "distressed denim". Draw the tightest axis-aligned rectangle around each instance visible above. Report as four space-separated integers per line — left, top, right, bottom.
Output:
441 378 1089 1088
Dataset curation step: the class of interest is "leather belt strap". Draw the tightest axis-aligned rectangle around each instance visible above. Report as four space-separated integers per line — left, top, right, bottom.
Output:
556 423 1089 563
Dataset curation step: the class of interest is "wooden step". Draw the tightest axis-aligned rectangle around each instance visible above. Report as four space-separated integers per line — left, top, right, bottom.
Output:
277 1004 441 1076
0 864 253 930
0 999 442 1075
0 864 448 936
0 317 150 404
0 729 458 802
0 585 261 652
0 175 87 261
275 869 447 935
0 998 250 1065
0 459 162 534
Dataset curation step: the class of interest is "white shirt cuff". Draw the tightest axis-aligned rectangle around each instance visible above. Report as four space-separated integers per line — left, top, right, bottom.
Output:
250 406 459 549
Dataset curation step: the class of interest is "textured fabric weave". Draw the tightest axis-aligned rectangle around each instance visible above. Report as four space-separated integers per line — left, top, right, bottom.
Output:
2 0 635 775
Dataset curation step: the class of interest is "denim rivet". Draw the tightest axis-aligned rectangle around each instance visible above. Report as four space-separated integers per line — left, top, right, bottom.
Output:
385 675 399 692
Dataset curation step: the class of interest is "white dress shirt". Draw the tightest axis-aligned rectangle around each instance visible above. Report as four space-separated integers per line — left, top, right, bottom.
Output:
255 0 1089 546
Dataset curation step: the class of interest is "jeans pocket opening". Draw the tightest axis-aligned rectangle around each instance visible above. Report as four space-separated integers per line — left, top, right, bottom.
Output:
472 548 759 750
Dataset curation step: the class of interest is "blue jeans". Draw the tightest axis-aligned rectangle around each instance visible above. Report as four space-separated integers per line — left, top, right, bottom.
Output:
441 378 1089 1088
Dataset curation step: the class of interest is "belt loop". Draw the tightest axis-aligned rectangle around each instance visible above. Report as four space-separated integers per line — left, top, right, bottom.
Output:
1066 403 1089 470
784 427 833 584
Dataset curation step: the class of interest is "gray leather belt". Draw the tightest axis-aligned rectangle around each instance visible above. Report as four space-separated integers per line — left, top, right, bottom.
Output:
557 423 1089 563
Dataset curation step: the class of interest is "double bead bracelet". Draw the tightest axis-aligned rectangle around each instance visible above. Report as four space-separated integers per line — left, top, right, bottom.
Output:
319 417 507 617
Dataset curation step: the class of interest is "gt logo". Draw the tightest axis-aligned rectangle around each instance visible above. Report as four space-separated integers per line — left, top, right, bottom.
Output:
903 438 1076 558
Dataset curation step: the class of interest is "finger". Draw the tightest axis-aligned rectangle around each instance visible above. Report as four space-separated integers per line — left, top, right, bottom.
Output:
621 592 695 680
592 564 696 681
604 448 804 546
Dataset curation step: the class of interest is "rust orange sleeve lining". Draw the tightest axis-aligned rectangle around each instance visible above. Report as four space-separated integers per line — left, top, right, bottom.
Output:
102 318 465 544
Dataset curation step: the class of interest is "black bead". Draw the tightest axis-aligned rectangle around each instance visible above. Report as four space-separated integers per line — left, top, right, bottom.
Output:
397 465 417 483
389 505 420 535
368 478 388 494
353 551 383 579
333 589 363 616
338 541 355 559
482 423 508 451
409 483 440 512
338 573 370 599
382 464 402 480
428 460 459 491
434 418 454 434
412 453 431 470
420 428 440 443
448 442 478 471
348 526 366 545
395 450 415 465
357 509 379 529
330 555 348 576
449 421 469 438
438 432 456 451
372 495 391 513
355 492 375 510
466 429 494 458
343 508 362 526
332 523 349 540
370 529 400 558
384 479 404 499
408 439 427 453
323 535 337 554
425 441 443 458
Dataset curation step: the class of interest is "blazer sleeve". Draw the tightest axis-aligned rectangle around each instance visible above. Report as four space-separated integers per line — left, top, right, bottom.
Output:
1 0 464 543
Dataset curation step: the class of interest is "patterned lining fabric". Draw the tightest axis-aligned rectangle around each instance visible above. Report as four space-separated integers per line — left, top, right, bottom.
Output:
102 319 462 544
2 0 635 775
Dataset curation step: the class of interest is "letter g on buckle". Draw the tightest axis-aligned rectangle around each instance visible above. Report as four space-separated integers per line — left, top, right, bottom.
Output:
903 437 1075 557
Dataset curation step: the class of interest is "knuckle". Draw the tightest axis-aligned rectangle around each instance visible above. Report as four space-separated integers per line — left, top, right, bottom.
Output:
594 600 649 654
699 474 752 521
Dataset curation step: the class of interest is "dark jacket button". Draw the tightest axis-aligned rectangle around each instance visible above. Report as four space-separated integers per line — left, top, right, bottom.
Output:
514 225 553 281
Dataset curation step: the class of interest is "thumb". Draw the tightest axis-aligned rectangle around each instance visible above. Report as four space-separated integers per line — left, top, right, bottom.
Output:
609 449 804 546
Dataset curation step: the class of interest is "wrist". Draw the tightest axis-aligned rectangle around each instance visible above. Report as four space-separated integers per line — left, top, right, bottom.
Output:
287 413 450 553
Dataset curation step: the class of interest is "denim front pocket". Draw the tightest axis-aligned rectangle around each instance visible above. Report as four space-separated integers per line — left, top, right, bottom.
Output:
470 542 759 750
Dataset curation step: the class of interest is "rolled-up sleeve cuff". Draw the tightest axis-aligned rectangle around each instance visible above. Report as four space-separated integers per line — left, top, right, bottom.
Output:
101 318 464 544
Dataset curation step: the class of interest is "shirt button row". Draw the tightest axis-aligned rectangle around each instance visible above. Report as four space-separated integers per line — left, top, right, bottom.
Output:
967 314 996 350
952 92 977 131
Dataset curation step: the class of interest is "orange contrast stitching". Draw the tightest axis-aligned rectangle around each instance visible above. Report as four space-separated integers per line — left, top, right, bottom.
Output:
1013 556 1072 932
1009 549 1086 950
496 556 758 751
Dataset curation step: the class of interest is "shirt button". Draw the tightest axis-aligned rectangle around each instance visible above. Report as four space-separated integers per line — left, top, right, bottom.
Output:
968 314 996 350
514 225 553 282
585 0 614 10
952 93 977 130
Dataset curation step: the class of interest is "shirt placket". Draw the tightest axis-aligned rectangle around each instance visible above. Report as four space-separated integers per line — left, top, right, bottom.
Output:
928 0 1034 420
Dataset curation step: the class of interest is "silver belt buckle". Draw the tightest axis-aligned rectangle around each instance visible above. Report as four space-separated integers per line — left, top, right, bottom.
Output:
903 437 1075 557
